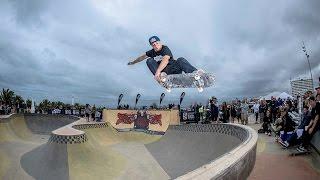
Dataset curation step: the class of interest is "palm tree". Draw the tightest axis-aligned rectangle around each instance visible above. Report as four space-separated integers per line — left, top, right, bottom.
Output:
13 95 24 108
38 99 51 113
51 101 58 109
74 103 80 110
26 99 32 109
56 101 64 109
65 103 71 109
0 88 15 107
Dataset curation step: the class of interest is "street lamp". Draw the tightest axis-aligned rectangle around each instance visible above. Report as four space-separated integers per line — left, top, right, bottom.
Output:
302 41 314 89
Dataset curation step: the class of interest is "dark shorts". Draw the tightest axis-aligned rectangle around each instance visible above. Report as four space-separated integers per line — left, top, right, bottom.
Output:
159 61 181 75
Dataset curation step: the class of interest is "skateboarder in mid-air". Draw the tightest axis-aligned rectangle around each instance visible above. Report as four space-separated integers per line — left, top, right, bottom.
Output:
128 36 202 82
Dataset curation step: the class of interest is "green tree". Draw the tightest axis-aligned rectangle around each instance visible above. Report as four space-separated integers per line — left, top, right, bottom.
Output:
56 101 64 109
38 99 51 112
74 103 81 110
13 95 24 108
26 99 32 109
51 101 58 109
0 88 15 106
65 103 71 109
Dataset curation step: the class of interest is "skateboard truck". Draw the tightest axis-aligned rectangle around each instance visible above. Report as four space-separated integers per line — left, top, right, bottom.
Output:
160 72 167 82
194 74 201 80
197 86 204 92
194 74 205 92
166 82 173 92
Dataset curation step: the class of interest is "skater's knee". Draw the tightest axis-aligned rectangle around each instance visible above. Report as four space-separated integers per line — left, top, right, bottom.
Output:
146 58 155 65
176 57 186 62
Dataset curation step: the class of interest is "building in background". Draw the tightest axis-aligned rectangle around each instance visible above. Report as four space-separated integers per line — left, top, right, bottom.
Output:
290 78 313 97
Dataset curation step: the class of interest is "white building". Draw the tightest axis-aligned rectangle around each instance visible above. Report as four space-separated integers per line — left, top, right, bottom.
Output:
290 78 313 97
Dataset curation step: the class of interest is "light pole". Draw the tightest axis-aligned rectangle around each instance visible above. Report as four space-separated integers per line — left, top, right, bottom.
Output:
302 41 314 89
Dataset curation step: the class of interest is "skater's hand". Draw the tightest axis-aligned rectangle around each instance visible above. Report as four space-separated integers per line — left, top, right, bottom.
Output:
127 61 134 65
154 71 161 82
308 127 313 134
305 126 309 131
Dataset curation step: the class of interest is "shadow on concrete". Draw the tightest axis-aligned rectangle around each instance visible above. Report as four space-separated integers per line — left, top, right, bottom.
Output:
20 143 69 180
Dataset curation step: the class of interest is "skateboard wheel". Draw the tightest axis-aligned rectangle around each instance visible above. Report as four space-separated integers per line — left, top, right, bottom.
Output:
197 87 203 92
194 74 200 80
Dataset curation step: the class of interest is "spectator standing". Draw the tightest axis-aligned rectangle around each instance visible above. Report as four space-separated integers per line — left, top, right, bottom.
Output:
95 111 101 122
85 104 91 122
262 109 272 136
91 105 96 121
259 100 267 123
210 98 219 122
269 97 277 123
236 100 242 123
199 103 204 122
241 99 249 125
230 103 237 123
221 102 229 123
253 101 260 124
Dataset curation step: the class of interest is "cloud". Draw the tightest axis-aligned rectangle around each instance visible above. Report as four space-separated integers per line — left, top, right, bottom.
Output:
0 0 319 107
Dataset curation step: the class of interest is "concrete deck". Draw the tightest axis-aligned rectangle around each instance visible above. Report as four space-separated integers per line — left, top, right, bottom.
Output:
245 114 320 180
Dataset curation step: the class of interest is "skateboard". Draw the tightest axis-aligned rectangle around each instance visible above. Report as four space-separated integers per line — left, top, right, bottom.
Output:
160 71 215 92
289 149 311 156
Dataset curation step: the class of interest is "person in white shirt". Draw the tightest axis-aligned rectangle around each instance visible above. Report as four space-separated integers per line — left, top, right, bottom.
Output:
253 101 260 124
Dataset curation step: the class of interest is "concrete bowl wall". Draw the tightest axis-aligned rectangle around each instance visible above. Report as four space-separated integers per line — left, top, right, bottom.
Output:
173 124 258 180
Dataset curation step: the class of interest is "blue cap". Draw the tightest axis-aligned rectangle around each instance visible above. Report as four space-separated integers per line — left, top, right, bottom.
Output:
149 36 160 45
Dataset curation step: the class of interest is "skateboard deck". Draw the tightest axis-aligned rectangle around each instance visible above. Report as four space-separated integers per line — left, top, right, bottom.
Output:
289 149 311 156
160 71 215 92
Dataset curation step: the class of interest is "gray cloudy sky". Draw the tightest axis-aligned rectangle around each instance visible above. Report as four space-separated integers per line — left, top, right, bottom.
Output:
0 0 319 107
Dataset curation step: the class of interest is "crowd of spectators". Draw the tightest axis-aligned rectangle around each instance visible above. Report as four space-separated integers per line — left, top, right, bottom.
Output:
2 85 319 153
181 86 319 153
278 87 320 152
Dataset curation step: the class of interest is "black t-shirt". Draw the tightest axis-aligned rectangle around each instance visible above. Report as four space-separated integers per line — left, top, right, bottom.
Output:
146 45 174 65
311 102 320 120
310 102 320 131
269 100 276 110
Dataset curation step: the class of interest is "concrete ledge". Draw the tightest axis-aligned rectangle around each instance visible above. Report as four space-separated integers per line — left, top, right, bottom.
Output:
73 123 108 130
49 133 88 144
175 123 258 180
0 113 15 119
49 119 108 144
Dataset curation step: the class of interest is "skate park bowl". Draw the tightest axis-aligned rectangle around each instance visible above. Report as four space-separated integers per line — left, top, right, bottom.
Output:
0 112 258 180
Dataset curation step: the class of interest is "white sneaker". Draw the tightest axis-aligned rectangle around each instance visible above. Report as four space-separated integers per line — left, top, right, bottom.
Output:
284 141 289 147
297 145 306 152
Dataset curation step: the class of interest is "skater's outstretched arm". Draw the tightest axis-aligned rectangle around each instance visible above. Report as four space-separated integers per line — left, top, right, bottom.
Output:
128 54 148 65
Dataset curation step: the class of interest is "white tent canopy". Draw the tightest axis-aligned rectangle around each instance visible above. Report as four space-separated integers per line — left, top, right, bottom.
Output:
260 91 281 100
260 91 293 100
278 92 293 100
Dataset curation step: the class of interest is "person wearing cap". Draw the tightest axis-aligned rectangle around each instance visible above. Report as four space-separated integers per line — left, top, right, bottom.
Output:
128 36 199 82
316 86 320 96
